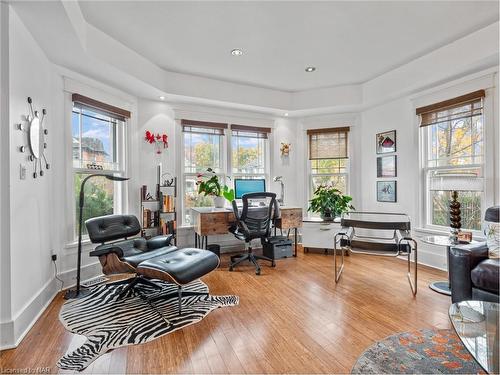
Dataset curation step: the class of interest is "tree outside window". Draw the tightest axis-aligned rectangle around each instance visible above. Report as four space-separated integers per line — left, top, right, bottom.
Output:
423 98 484 231
72 105 124 237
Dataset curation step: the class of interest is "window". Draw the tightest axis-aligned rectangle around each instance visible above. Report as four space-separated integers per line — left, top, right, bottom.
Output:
182 120 227 225
71 94 128 238
308 127 350 199
181 120 271 225
418 90 485 231
231 125 270 181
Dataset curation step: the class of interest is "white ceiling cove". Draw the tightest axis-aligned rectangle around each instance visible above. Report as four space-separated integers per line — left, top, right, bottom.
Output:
79 1 499 92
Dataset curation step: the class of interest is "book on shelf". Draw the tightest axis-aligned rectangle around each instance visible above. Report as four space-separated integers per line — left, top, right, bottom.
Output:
162 194 175 212
160 218 176 235
143 208 152 228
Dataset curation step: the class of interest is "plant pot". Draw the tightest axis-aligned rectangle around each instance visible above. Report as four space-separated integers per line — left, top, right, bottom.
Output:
214 196 225 208
320 211 334 222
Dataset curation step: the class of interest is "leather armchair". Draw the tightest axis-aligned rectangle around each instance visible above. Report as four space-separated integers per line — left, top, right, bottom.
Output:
449 242 499 303
86 214 177 275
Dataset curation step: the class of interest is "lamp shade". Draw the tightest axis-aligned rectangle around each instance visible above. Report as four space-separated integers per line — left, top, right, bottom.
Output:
429 174 483 192
104 175 130 182
485 206 499 222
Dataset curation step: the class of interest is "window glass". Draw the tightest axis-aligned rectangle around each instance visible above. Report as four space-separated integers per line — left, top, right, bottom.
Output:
232 132 266 175
424 103 484 231
183 131 222 174
72 105 124 238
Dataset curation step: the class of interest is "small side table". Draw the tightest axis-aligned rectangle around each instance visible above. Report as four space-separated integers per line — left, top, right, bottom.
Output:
421 235 477 296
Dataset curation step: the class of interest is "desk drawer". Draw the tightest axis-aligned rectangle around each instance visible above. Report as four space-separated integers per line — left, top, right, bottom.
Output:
197 212 231 235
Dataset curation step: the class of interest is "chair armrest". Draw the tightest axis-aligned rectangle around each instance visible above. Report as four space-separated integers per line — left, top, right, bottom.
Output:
147 234 174 250
449 242 488 303
89 243 125 258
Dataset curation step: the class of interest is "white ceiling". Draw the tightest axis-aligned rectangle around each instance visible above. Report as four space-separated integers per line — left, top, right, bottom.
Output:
79 1 499 92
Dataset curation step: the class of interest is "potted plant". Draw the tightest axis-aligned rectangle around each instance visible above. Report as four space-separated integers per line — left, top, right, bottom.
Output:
308 185 354 221
196 168 235 208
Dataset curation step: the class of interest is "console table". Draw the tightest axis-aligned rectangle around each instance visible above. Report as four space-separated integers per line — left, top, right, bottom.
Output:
191 206 303 256
301 216 343 254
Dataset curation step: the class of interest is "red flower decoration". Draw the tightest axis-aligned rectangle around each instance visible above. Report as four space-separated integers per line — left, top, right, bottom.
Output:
145 130 169 151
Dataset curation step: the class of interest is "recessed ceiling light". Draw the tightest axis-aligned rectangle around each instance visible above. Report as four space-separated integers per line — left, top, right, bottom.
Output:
284 113 289 117
159 96 165 100
231 49 243 56
305 66 316 72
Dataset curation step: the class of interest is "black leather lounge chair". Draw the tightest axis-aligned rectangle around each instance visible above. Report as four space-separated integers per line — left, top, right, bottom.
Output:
86 214 177 292
86 214 220 319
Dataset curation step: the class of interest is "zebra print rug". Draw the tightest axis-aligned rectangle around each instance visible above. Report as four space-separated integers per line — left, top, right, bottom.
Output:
57 279 238 371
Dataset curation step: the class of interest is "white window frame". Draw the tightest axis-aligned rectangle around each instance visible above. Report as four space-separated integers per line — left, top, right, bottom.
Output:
180 126 227 226
306 128 351 207
228 129 270 186
180 121 271 226
417 82 495 235
71 104 127 240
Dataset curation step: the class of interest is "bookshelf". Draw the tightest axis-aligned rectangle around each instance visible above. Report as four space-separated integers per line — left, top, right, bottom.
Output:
140 173 177 245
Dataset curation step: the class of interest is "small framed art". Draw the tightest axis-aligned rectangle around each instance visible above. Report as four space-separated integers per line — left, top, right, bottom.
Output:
377 155 397 178
377 180 397 202
376 130 396 154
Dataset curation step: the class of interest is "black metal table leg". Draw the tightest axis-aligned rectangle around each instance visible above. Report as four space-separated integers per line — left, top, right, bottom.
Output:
294 227 298 257
194 232 198 247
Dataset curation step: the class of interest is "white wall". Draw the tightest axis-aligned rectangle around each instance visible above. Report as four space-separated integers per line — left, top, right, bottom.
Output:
0 1 13 344
358 72 498 269
2 6 64 348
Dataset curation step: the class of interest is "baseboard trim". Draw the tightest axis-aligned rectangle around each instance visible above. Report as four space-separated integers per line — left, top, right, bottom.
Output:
0 278 58 350
0 261 103 350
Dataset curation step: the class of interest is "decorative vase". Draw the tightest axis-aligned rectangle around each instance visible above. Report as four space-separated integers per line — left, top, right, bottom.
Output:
214 196 225 208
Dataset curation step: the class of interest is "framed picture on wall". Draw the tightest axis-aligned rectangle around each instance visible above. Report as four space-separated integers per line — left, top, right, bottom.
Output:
376 130 396 154
377 155 397 177
377 180 397 202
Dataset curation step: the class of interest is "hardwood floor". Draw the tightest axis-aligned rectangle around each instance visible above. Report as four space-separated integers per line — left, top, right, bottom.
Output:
0 248 452 374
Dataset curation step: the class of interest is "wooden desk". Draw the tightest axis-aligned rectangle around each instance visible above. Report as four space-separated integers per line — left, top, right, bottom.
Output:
191 206 303 256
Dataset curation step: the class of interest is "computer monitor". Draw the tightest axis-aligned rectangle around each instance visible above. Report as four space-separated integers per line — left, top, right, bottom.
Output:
234 179 266 199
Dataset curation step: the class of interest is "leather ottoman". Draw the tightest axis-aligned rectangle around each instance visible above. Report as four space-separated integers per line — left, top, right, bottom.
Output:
136 248 220 313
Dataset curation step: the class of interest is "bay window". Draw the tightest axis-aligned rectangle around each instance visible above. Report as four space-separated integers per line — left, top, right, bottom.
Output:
419 90 485 231
181 120 271 225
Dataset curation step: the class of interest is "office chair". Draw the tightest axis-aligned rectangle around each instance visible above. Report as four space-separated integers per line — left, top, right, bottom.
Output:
229 192 280 275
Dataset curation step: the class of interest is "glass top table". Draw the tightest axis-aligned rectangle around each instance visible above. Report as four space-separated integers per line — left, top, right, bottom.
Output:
421 235 479 296
449 301 499 374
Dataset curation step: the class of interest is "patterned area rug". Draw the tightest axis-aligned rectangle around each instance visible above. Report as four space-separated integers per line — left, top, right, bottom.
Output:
351 328 484 374
58 279 238 371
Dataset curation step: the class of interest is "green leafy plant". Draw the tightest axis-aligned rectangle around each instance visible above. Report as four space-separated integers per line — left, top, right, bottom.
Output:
196 168 235 202
308 185 354 221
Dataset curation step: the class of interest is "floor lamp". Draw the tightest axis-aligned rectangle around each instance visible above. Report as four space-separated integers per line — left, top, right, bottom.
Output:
429 173 483 244
64 173 129 299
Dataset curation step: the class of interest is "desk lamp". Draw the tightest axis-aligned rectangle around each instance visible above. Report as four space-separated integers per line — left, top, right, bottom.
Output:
273 176 285 206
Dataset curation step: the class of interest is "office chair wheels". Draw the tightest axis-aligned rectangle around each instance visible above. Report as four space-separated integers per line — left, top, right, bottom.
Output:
255 269 261 275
